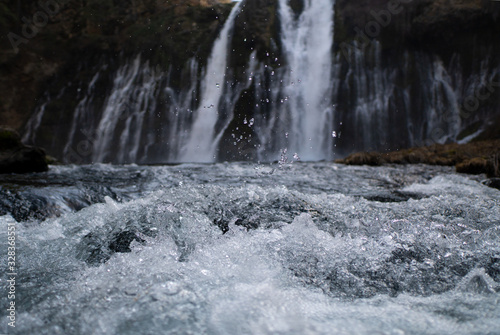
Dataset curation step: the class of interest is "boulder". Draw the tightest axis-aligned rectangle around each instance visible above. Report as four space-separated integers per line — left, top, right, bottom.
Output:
0 127 48 174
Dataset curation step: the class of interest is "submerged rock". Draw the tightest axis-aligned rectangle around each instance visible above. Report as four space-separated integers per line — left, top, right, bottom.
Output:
482 178 500 191
0 127 48 174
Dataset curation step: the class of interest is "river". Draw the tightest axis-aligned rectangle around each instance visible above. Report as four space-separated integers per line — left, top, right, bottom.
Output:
1 162 499 334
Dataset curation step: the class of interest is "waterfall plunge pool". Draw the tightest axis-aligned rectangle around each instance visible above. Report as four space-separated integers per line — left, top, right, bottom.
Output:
1 162 499 334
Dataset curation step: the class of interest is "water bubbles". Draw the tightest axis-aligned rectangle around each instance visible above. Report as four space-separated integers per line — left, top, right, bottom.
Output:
216 83 220 89
248 118 254 127
293 153 300 161
243 118 248 125
285 132 289 138
332 131 337 138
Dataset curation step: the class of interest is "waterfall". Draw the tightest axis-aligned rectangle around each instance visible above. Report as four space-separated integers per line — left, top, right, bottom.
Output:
63 70 102 160
20 0 500 164
91 56 158 163
273 0 335 161
180 1 242 163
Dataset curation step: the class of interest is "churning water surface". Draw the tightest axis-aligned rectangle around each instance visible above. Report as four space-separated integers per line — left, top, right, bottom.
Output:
1 162 499 334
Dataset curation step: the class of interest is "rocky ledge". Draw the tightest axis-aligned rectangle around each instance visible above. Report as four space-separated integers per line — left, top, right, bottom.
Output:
335 140 500 180
0 127 48 174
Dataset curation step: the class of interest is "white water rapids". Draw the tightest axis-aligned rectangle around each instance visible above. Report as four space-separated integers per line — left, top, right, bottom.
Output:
1 162 499 334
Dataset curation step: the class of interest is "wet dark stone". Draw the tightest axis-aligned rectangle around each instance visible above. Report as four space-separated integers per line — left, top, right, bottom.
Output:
109 231 145 253
78 230 146 265
78 233 111 265
0 127 48 174
0 188 58 222
363 191 425 203
482 178 500 190
389 246 430 264
486 257 500 281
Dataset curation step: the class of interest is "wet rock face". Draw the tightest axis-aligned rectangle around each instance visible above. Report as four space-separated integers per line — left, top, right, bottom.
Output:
1 0 499 162
0 127 48 174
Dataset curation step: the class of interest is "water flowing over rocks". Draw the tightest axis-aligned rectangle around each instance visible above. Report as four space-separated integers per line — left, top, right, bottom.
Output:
1 162 499 334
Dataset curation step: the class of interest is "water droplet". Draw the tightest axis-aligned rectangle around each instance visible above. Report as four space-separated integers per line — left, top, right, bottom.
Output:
243 118 248 124
216 83 220 89
293 153 300 161
332 131 337 138
285 132 289 138
249 118 254 126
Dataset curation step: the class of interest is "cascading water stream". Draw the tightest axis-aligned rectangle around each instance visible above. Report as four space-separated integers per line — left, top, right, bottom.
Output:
275 0 335 161
180 1 242 163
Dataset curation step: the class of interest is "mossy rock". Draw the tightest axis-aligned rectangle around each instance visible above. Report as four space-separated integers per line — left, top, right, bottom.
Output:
0 127 23 151
0 126 49 174
455 157 490 175
335 151 384 166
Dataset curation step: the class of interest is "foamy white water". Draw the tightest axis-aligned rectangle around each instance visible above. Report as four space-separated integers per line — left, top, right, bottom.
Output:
1 162 499 334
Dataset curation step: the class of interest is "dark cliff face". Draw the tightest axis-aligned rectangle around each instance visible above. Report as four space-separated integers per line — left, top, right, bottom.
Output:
0 0 233 130
1 0 499 162
331 0 500 154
